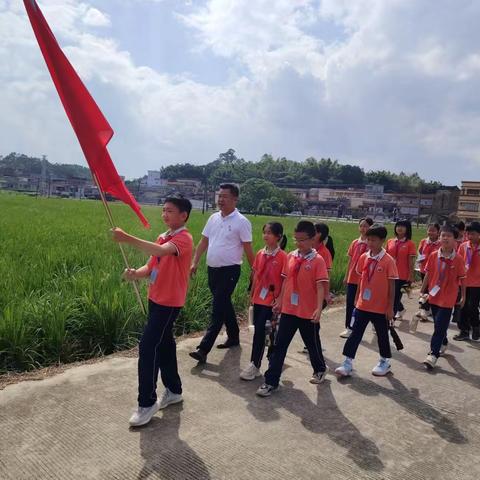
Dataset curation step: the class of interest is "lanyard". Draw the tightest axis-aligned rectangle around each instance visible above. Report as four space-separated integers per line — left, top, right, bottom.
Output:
364 257 379 283
292 250 315 290
257 252 277 287
353 241 368 267
155 227 185 263
394 238 406 259
437 257 450 286
466 243 479 269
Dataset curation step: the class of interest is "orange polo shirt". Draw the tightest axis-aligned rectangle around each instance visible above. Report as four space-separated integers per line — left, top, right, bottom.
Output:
281 250 329 320
425 250 466 308
252 248 288 306
355 250 399 315
457 241 480 287
417 238 440 274
147 228 194 307
386 238 416 280
315 243 333 271
346 238 369 284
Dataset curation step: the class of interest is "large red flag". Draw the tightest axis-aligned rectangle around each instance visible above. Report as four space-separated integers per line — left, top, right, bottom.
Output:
24 0 150 228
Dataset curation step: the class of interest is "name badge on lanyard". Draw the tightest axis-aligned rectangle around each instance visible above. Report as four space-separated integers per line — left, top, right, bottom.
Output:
430 257 448 296
260 287 269 300
362 288 372 301
291 292 299 306
149 268 158 284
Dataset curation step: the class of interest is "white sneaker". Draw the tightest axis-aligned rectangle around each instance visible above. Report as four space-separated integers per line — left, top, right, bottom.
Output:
158 388 183 410
129 402 160 427
310 366 329 384
335 359 353 377
410 314 420 333
256 383 278 397
423 353 437 370
372 358 391 376
339 328 352 338
417 309 428 322
240 362 262 381
439 344 448 355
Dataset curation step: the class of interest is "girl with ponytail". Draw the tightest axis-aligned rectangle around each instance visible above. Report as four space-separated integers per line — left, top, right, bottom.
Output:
240 222 288 380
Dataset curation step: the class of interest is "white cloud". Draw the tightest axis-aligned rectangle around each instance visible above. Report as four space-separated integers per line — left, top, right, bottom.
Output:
82 7 110 27
1 0 480 185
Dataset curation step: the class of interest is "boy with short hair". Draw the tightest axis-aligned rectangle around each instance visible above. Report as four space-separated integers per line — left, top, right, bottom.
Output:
455 221 480 342
256 221 329 397
335 224 398 378
111 196 193 426
421 225 466 368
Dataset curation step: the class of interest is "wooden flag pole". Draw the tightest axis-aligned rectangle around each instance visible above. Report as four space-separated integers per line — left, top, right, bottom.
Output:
92 173 147 316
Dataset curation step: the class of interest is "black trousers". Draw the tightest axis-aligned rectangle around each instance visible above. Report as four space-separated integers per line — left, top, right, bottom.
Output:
198 265 241 354
459 287 480 333
345 283 358 329
138 301 182 408
251 304 273 368
343 309 392 359
264 314 326 388
394 279 409 315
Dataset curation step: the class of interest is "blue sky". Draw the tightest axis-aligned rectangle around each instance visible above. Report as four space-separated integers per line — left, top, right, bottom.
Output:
1 0 480 184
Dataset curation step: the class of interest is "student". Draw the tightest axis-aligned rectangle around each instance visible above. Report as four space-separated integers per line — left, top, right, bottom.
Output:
386 220 416 320
341 217 374 338
314 223 333 272
256 221 329 397
335 224 398 378
240 222 288 380
454 221 480 342
421 224 466 369
415 223 441 320
111 196 193 427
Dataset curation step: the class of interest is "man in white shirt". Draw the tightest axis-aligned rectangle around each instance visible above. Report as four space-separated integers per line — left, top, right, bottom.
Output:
189 184 255 363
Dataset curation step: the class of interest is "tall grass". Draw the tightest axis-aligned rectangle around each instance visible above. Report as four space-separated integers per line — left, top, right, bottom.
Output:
0 192 424 372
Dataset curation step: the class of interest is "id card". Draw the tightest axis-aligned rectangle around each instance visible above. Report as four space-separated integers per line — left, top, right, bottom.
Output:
290 292 299 306
429 285 440 297
149 269 158 284
260 287 269 300
362 288 372 301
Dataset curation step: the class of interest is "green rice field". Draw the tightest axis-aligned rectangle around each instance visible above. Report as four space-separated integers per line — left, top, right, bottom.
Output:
0 192 424 372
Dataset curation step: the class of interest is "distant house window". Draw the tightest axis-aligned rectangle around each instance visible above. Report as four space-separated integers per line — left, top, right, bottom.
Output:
467 189 480 196
459 202 479 212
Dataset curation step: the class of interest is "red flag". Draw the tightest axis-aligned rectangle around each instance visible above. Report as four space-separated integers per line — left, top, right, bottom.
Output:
24 0 150 228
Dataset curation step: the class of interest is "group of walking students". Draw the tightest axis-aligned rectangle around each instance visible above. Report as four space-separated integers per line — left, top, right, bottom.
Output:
111 184 480 427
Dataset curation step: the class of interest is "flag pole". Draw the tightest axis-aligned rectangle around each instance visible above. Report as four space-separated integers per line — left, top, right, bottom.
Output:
92 173 147 316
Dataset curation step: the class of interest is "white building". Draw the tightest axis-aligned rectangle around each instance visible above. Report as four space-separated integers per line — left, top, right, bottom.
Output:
146 170 165 188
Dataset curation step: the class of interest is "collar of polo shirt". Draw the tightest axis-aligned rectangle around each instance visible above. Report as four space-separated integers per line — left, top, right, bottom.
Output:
220 208 239 219
368 248 386 261
438 248 456 260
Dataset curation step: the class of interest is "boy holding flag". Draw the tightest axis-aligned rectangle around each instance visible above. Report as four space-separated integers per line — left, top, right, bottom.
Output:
111 196 193 426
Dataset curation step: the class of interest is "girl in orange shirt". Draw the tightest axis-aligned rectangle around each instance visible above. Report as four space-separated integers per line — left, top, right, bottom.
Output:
341 217 374 338
240 222 288 380
386 220 416 321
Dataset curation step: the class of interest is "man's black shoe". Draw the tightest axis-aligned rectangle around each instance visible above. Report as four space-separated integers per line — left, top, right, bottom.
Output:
453 331 470 341
189 349 207 363
472 328 480 342
217 340 240 349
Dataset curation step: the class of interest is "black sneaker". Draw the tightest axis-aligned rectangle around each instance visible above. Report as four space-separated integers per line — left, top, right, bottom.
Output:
472 328 480 342
453 331 470 341
189 349 207 363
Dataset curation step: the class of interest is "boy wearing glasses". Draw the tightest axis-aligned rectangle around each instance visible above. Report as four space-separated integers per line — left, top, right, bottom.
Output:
256 221 329 397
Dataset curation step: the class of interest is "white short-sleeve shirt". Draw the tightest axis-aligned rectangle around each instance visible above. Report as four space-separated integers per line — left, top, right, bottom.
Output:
202 209 252 267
